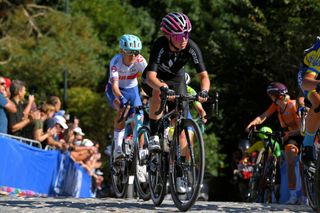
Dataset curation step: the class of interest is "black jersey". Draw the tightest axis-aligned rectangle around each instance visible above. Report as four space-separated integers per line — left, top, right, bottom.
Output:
142 36 206 81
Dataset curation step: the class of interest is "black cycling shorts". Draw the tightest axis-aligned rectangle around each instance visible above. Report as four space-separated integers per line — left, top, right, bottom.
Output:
141 70 189 117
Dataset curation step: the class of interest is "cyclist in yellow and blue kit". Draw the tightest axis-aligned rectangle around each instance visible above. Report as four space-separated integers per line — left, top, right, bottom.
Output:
297 36 320 165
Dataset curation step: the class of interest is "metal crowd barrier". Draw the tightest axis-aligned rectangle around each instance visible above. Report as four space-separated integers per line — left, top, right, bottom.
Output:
0 133 42 149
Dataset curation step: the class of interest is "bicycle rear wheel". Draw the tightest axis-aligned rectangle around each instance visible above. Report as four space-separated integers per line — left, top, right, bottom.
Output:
169 118 205 212
303 163 317 210
110 141 128 198
134 126 151 201
316 150 320 211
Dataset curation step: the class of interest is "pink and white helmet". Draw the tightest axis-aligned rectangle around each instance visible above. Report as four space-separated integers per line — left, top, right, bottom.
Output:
160 12 192 35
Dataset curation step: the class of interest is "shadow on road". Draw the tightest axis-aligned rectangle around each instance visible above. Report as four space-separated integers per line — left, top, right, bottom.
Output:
0 198 314 212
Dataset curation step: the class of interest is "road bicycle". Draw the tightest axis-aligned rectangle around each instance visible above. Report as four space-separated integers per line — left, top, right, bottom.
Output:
303 138 319 211
315 137 320 212
299 106 319 211
147 93 206 211
302 136 320 211
110 104 150 200
247 127 282 203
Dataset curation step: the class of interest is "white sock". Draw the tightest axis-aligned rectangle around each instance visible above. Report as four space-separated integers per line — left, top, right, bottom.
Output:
114 129 125 151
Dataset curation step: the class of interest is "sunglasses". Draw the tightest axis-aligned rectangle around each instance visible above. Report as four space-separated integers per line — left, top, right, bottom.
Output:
172 32 190 42
124 50 140 56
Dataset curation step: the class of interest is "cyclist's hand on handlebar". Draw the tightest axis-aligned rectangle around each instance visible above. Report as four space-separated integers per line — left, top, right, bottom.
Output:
200 111 207 124
245 123 255 133
160 86 175 101
119 95 128 109
197 90 209 103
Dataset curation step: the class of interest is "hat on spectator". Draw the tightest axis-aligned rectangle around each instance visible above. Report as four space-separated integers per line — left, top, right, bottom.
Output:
54 115 68 129
3 77 11 88
82 138 94 147
74 127 85 136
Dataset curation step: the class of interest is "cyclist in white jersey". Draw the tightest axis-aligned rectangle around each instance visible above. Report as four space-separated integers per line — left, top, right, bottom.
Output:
105 34 147 160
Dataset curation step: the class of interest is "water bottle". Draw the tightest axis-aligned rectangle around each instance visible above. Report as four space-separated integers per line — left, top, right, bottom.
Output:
163 127 170 152
168 126 174 141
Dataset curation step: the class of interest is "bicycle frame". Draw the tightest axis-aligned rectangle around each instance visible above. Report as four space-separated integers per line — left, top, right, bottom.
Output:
247 128 282 203
157 95 195 162
125 107 144 147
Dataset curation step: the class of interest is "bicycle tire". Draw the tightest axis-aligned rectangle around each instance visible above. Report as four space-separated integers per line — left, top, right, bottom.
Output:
303 163 317 210
248 164 261 202
263 187 272 204
258 144 278 204
148 149 167 206
134 126 151 201
315 149 320 212
169 118 205 211
110 141 128 198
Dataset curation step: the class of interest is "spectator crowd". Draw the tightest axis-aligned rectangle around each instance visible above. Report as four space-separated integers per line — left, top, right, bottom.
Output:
0 76 103 192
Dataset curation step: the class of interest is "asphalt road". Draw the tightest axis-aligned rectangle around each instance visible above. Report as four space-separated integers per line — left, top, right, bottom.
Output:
0 196 314 213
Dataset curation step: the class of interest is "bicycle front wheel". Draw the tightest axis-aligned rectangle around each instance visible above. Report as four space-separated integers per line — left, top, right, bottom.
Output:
303 163 317 210
169 118 205 212
110 141 128 198
148 141 168 206
134 126 151 201
315 142 320 211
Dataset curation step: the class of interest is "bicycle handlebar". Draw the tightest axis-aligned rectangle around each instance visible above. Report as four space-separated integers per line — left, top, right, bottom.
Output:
247 126 284 144
155 94 199 115
118 103 149 123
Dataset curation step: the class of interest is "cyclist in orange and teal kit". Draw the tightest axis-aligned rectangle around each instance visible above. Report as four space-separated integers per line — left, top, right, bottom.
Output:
246 82 303 204
297 36 320 166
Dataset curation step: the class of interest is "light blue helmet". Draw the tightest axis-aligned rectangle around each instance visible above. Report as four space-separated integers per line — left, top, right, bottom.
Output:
119 34 142 51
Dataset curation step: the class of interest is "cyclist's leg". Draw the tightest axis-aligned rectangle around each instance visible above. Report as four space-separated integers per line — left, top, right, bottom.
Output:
141 81 162 151
284 141 299 204
182 111 194 161
167 72 189 157
105 84 127 158
302 90 320 163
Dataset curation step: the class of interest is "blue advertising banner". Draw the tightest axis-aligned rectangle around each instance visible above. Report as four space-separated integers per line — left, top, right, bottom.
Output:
0 136 93 198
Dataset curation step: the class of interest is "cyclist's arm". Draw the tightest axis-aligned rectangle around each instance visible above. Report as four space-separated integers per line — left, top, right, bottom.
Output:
302 72 320 91
247 141 264 154
146 71 167 92
188 40 210 92
111 80 122 98
109 59 122 99
195 102 206 118
144 38 168 92
245 104 275 130
198 71 210 92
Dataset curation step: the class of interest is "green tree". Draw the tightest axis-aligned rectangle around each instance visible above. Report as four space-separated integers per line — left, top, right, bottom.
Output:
67 87 114 144
68 0 155 61
0 2 104 96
